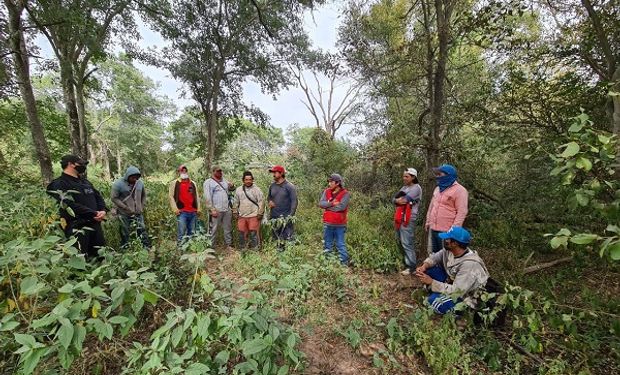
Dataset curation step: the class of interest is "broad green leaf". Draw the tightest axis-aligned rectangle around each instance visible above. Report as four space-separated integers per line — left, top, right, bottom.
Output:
575 157 592 171
277 365 290 375
185 363 209 375
556 228 572 236
108 316 129 325
74 324 86 351
576 112 589 123
32 313 56 329
242 338 270 356
104 323 113 339
560 142 580 158
598 134 610 144
550 236 567 249
142 290 159 305
58 283 74 294
253 313 269 332
14 333 37 347
0 321 19 331
132 293 145 315
262 361 271 375
569 233 598 245
21 347 45 375
568 121 583 133
57 318 74 350
20 276 44 296
214 350 230 365
606 225 620 234
235 360 259 372
171 326 184 347
111 286 125 302
575 193 589 206
67 256 87 270
286 333 297 349
259 274 277 281
608 242 620 261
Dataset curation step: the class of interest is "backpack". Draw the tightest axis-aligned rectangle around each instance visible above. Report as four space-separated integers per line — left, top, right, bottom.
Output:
473 276 507 327
460 256 507 327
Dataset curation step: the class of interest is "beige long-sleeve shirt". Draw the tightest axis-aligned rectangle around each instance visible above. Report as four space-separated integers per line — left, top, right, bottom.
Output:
232 184 265 218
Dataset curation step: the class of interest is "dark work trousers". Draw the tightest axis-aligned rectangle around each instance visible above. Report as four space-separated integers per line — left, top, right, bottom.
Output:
271 221 294 251
65 221 106 260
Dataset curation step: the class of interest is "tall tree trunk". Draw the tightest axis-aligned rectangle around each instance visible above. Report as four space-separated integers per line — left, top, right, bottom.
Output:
419 0 439 204
429 0 452 166
100 140 111 180
116 147 122 176
612 67 620 177
421 0 454 245
580 0 618 176
88 142 96 165
201 64 224 172
59 59 83 157
74 75 89 158
5 0 53 184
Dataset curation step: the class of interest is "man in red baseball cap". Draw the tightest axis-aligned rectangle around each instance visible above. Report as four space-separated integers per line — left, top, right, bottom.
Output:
267 165 297 251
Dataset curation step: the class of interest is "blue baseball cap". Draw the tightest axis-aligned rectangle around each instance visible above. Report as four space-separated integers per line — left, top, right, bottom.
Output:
438 226 471 244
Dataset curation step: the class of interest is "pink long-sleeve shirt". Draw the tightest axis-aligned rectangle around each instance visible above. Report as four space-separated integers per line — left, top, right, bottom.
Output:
425 182 468 232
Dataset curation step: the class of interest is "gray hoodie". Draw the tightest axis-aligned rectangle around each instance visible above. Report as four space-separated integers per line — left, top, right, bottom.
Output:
423 248 489 308
111 166 146 216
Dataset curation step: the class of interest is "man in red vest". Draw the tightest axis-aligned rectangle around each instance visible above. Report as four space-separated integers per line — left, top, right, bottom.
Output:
319 173 351 266
168 165 201 246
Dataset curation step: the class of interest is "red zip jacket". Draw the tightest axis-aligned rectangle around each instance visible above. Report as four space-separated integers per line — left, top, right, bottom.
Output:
319 188 349 226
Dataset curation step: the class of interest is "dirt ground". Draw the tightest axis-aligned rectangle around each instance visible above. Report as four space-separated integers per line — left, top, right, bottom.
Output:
211 248 430 374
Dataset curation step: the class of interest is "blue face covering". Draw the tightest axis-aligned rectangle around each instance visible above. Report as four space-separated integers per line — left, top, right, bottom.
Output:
437 174 457 192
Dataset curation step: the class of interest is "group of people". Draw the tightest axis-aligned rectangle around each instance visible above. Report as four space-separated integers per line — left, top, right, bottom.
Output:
391 164 490 315
167 164 297 251
47 156 299 257
47 155 491 315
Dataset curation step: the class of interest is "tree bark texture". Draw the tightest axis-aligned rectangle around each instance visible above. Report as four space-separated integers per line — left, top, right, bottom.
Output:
5 0 53 184
59 59 85 158
74 71 89 158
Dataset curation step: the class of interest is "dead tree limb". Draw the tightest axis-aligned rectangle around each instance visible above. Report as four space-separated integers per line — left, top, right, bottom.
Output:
523 257 573 274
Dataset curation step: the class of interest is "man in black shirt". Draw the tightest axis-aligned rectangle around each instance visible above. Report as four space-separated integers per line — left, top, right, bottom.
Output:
47 155 107 259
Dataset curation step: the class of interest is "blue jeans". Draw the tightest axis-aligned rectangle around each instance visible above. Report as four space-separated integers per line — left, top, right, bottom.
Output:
119 214 150 249
425 265 462 314
177 211 197 244
430 229 444 253
323 225 349 265
396 222 416 269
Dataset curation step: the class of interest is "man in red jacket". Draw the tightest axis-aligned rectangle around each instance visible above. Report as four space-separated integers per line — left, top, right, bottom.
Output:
318 173 351 266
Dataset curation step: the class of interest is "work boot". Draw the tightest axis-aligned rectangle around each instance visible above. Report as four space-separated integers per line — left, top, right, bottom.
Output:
249 231 258 249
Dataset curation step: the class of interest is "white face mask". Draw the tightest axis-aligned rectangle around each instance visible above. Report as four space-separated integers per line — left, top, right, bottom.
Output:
180 173 189 179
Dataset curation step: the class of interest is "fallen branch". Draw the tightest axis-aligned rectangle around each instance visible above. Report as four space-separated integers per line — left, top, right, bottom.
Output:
496 332 547 367
523 256 572 274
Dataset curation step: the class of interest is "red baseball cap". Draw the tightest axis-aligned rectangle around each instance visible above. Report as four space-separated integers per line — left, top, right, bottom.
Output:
269 165 286 173
178 164 188 172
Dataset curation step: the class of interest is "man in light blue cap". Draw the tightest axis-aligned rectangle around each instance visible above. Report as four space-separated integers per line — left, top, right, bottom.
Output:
415 226 489 314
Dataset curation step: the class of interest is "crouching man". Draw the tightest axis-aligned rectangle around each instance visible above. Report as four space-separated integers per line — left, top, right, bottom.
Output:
415 226 489 314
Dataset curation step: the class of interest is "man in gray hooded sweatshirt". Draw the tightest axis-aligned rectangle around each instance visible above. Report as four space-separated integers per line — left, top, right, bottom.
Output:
111 166 150 248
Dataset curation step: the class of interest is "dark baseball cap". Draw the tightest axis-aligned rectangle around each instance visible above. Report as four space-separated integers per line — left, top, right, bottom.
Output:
60 154 88 166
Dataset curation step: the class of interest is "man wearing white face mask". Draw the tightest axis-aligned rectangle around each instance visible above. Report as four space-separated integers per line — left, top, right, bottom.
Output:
169 164 201 245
